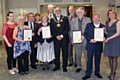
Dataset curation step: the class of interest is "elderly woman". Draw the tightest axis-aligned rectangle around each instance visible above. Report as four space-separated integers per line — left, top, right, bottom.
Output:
13 15 31 75
36 13 55 70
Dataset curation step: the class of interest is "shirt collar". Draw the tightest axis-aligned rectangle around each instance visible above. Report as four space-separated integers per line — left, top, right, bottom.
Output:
93 22 100 28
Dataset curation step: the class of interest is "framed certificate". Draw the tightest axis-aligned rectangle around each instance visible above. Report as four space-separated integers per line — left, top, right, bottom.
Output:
42 26 52 39
72 31 82 43
94 28 104 41
23 29 32 41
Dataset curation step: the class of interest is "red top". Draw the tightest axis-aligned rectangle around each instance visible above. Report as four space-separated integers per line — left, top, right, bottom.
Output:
2 22 18 46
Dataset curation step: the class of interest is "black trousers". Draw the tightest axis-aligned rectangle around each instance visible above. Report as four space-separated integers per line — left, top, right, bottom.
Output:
18 51 29 73
30 43 37 66
5 46 16 70
54 42 68 69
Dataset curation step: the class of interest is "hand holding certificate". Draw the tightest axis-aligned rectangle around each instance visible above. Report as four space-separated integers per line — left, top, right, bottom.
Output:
23 29 32 41
72 31 82 43
42 26 52 39
94 28 104 41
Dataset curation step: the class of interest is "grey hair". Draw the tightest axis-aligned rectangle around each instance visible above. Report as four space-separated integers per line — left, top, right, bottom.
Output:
76 7 85 14
47 4 54 8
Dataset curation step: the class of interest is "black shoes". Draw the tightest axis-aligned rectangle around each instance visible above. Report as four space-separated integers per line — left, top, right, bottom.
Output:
63 69 67 72
19 72 24 75
74 64 77 67
52 67 60 71
49 61 54 64
76 68 82 73
68 63 73 66
52 67 67 72
95 74 103 78
31 65 37 69
82 76 90 80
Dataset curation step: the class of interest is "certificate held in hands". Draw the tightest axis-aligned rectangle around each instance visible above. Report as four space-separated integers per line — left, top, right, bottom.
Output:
72 31 82 43
42 26 52 39
23 29 32 41
94 28 104 41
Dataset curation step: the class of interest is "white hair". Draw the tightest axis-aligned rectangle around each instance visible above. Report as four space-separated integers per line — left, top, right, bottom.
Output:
76 7 85 14
47 4 54 8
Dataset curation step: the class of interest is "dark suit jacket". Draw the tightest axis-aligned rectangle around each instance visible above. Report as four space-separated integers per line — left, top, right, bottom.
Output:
84 22 105 52
24 21 38 44
50 15 69 43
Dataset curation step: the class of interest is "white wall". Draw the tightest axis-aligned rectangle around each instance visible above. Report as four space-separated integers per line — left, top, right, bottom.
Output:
38 0 115 24
115 0 120 19
8 0 38 9
3 0 116 24
92 0 115 24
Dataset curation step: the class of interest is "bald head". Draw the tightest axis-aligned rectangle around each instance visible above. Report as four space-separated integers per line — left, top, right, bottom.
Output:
68 5 75 15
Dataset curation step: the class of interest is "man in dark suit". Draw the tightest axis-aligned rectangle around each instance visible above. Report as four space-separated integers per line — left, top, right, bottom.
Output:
68 5 77 67
50 7 69 72
82 13 104 80
47 4 55 21
24 13 38 69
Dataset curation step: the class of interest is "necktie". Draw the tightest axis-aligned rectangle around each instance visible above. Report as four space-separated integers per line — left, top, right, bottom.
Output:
50 14 52 19
70 15 74 21
30 22 34 31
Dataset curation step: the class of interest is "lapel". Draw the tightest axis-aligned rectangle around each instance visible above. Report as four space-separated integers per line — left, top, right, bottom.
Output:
99 23 103 28
59 15 63 21
76 18 79 30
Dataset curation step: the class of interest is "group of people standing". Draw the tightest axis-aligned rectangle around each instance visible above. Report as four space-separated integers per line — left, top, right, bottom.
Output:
1 4 120 80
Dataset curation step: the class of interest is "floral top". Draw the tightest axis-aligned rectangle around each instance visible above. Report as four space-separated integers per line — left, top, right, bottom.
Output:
13 27 31 58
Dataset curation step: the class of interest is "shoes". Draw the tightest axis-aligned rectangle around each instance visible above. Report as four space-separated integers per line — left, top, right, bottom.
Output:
31 65 37 69
25 71 29 75
49 61 54 64
46 62 50 70
68 63 73 67
19 72 24 75
35 62 38 66
82 76 90 80
52 67 60 71
42 68 45 70
108 72 116 79
40 62 43 66
109 73 116 80
76 68 82 73
12 68 18 73
74 64 77 67
63 69 67 72
95 74 103 78
9 70 15 75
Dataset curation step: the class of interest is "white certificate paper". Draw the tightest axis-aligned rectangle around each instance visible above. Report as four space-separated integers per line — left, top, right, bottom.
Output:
94 28 104 41
23 29 32 41
42 26 51 39
73 31 82 43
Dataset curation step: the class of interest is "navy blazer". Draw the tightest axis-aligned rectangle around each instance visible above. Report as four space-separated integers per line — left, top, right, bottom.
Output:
36 23 53 44
84 22 105 51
